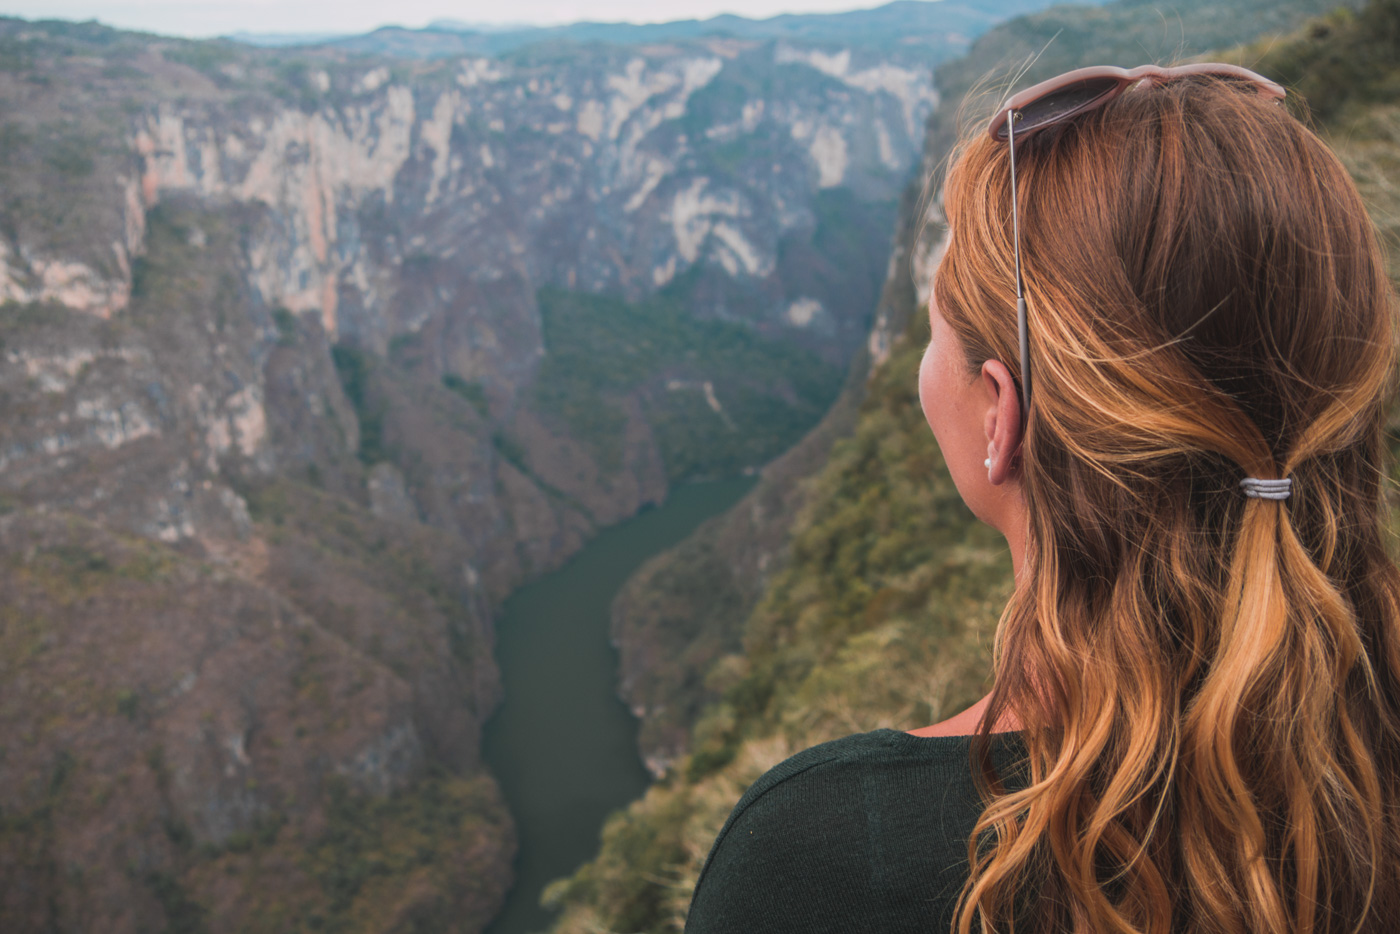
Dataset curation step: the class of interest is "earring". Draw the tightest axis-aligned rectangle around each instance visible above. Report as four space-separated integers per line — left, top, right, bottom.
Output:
984 458 992 469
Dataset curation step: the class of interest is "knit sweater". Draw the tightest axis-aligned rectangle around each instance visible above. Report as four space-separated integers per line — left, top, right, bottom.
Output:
685 728 1028 934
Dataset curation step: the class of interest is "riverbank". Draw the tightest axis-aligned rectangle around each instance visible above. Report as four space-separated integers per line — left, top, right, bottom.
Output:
481 477 757 934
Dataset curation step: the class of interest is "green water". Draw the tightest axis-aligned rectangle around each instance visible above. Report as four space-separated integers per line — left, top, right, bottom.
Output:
482 476 757 934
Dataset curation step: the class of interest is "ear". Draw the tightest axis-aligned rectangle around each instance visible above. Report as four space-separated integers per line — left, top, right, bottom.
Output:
980 358 1024 486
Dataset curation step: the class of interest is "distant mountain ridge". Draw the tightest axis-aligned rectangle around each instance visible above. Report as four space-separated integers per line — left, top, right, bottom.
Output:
230 0 1076 58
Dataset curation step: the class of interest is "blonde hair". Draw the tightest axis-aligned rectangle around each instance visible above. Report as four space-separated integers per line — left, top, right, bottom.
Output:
935 76 1400 933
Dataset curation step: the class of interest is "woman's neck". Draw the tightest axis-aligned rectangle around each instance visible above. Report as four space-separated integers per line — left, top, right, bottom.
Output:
907 691 1021 737
909 488 1030 738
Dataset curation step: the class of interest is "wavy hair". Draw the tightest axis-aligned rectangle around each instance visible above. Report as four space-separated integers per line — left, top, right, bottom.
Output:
933 76 1400 933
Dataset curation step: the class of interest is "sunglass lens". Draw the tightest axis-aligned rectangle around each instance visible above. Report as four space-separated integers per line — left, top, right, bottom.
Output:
1006 77 1122 139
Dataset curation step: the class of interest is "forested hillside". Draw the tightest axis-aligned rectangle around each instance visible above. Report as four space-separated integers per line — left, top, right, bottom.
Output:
550 0 1400 930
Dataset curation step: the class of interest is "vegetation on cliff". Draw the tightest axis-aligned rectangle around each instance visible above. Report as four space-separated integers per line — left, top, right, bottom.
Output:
0 181 513 933
546 0 1400 931
533 282 844 481
0 507 513 934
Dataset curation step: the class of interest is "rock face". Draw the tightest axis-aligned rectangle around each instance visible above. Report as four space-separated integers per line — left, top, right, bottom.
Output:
609 166 927 778
2 20 954 593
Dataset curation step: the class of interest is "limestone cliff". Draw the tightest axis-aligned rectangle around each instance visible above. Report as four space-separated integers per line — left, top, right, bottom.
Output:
1 17 957 596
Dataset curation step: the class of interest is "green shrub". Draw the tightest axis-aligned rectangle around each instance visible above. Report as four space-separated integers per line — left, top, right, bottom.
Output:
271 307 297 345
161 40 239 75
115 689 139 720
142 870 207 934
442 373 489 415
330 345 390 465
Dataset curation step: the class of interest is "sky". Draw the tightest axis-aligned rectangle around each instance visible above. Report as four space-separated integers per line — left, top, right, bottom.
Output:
0 0 892 38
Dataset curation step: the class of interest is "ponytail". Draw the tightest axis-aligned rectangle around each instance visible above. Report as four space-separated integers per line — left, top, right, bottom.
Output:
936 75 1400 933
1181 483 1382 934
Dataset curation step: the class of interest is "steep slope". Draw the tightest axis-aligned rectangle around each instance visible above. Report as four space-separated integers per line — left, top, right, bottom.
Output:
0 194 513 930
0 505 513 932
554 0 1391 931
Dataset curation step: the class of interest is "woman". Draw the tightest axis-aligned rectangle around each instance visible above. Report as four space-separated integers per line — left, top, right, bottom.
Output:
685 65 1400 934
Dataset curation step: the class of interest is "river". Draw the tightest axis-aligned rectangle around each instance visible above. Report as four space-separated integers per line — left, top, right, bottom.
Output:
482 476 758 934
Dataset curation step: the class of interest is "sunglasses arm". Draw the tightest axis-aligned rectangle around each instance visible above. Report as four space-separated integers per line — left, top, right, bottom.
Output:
1007 111 1032 429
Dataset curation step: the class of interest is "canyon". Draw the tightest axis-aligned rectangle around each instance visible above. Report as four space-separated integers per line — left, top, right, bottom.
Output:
0 4 1048 930
3 0 1375 928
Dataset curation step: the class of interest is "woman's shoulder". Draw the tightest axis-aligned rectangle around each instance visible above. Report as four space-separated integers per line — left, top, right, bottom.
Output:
724 728 1026 813
725 729 928 805
722 728 1017 809
684 729 1025 934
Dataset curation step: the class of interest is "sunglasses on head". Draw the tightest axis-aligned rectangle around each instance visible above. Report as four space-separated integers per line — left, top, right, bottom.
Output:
984 64 1287 430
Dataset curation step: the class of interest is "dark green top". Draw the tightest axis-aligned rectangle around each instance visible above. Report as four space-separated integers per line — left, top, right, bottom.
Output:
685 729 1028 934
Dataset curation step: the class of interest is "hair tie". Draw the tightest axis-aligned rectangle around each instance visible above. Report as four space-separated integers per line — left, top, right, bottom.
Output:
1240 478 1292 500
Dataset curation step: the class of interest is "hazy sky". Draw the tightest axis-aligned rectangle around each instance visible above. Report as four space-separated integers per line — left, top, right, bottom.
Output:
0 0 893 38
